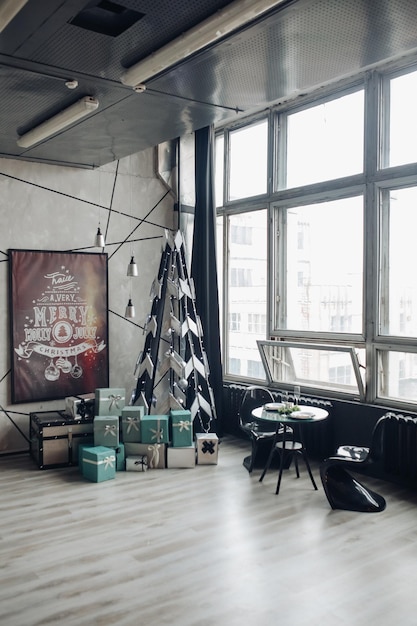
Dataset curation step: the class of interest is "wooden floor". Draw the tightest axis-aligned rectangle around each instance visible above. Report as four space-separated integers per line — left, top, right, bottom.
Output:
1 436 417 626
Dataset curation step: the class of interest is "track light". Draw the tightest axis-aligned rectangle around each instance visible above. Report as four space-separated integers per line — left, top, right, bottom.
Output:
0 0 29 33
127 255 138 277
17 96 99 148
120 0 287 87
125 298 136 318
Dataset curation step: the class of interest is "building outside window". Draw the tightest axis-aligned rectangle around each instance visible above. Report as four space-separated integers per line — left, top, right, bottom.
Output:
229 312 241 332
248 313 266 334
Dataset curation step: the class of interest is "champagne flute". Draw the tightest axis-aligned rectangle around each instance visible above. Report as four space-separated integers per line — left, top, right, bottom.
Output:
294 385 301 405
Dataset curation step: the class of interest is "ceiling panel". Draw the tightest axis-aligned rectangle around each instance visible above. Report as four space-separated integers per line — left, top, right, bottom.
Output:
1 0 417 168
12 88 232 168
149 0 417 113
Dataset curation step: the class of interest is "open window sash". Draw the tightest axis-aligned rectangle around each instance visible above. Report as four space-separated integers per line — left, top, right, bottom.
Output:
257 339 365 401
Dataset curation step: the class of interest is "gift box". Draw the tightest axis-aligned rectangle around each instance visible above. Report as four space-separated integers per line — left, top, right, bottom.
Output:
95 387 126 416
124 442 166 469
195 433 219 465
126 455 148 472
65 393 95 419
167 446 196 468
121 406 144 443
81 446 116 482
94 415 120 447
78 441 95 466
170 409 193 447
141 415 169 444
112 443 126 471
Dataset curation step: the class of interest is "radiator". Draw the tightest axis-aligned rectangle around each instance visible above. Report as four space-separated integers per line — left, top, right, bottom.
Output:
222 383 332 458
382 413 417 481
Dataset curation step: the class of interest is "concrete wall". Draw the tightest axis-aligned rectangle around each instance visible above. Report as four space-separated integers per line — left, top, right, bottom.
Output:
0 150 175 453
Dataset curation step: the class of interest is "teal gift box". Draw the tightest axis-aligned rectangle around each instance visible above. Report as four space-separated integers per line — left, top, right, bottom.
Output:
110 443 125 471
170 409 193 447
121 406 144 443
95 387 126 416
94 415 120 446
81 446 116 482
78 441 94 466
141 415 169 444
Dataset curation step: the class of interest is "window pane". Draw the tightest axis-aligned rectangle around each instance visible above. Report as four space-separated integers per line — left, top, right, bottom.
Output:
215 134 224 207
378 350 417 405
388 71 417 167
229 121 268 200
179 133 195 207
285 90 364 188
216 215 224 348
380 186 417 336
282 196 363 333
227 211 267 378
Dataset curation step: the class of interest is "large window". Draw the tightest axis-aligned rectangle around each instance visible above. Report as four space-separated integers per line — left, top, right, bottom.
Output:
216 61 417 409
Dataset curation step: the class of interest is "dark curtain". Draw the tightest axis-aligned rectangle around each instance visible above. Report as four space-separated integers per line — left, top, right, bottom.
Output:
191 126 224 436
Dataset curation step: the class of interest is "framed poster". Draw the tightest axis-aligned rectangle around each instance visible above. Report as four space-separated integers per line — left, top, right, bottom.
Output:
9 249 109 404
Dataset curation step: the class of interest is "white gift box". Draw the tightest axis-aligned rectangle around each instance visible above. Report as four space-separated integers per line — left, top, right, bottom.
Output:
126 455 148 472
65 393 95 419
195 433 219 465
167 446 196 468
124 442 166 469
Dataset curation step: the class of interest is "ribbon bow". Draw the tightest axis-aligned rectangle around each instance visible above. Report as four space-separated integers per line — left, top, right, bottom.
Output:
174 419 191 432
104 456 115 469
76 400 87 418
108 394 122 410
150 419 163 442
104 424 117 437
202 441 216 455
134 456 148 470
126 417 140 434
147 444 161 468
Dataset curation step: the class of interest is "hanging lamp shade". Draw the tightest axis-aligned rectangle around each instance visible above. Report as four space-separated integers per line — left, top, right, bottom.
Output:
94 227 105 247
125 298 135 318
127 255 138 276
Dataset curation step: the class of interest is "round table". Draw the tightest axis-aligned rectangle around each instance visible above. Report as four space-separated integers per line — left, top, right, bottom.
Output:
252 404 328 425
252 404 329 494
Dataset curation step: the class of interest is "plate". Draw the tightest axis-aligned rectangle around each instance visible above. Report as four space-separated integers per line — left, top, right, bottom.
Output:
263 402 284 411
291 411 314 419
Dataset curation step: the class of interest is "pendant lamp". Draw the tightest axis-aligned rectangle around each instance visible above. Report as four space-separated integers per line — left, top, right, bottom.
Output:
94 226 105 247
125 298 135 318
127 255 138 276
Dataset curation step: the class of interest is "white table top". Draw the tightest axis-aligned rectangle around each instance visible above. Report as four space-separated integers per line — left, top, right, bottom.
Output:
252 404 328 424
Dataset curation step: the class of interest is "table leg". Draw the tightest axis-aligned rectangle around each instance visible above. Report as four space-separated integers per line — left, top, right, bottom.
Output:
259 426 280 482
275 427 288 494
296 423 318 490
301 449 318 490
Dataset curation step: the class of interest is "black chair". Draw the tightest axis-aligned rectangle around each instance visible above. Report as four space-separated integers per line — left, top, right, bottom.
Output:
238 385 291 473
261 435 319 495
320 415 388 513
